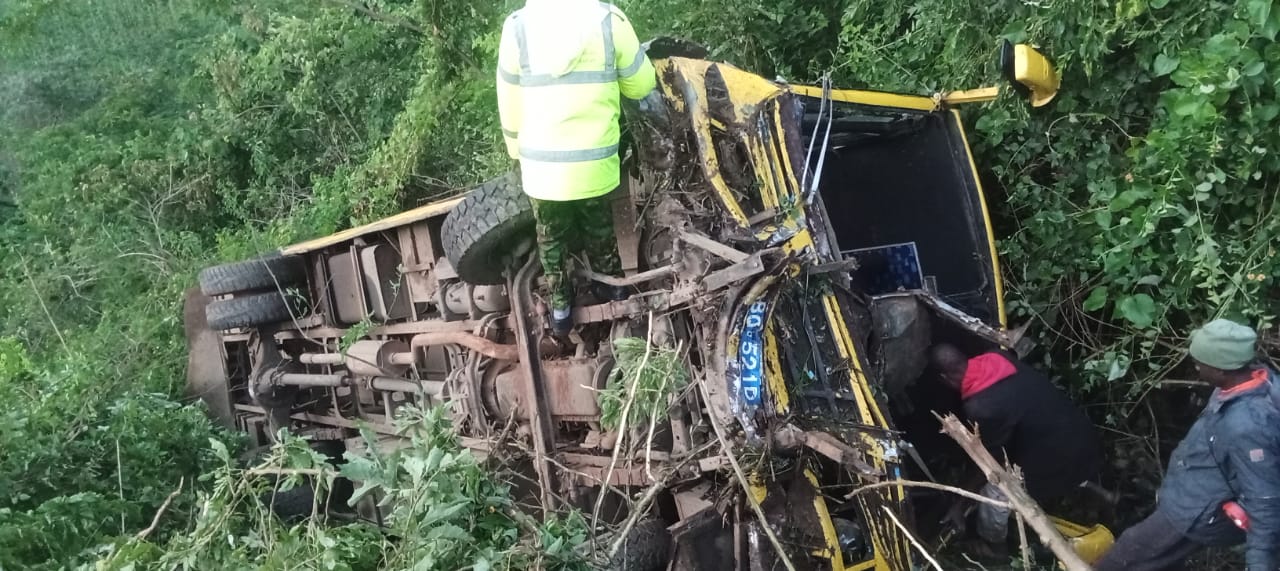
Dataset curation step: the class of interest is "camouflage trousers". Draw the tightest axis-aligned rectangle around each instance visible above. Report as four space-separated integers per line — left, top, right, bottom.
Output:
529 193 623 312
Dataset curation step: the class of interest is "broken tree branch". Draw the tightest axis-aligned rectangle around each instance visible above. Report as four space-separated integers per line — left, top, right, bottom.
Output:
246 467 326 477
935 412 1093 571
845 479 1011 509
1017 513 1032 570
136 477 184 540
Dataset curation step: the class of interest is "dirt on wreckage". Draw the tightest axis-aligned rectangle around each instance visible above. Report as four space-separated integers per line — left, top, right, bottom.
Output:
188 43 1074 570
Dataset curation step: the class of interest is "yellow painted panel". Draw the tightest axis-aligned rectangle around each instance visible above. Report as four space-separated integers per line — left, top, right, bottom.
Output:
770 108 802 204
790 85 937 112
942 86 1001 105
949 109 1007 327
764 326 789 414
805 470 846 571
281 196 464 255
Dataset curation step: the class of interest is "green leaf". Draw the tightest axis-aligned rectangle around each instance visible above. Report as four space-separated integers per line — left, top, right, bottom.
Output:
1107 356 1130 381
1083 287 1109 311
1172 95 1202 117
1136 274 1163 286
1150 0 1170 7
1248 0 1273 31
210 439 230 463
1152 53 1179 76
1116 294 1157 328
348 480 380 507
1095 209 1113 228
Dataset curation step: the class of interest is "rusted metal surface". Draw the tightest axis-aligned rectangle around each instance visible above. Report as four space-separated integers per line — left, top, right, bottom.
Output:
672 482 714 520
298 352 344 365
344 339 411 376
369 377 444 395
361 245 413 321
573 465 655 487
409 331 517 361
701 252 769 292
398 221 440 305
328 250 367 324
509 254 558 510
802 431 880 477
277 373 347 387
576 264 677 287
613 177 643 274
184 288 235 429
540 358 604 418
678 228 750 263
483 359 603 421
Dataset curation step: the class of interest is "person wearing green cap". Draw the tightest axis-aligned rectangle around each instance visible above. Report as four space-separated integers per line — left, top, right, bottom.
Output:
1097 319 1280 571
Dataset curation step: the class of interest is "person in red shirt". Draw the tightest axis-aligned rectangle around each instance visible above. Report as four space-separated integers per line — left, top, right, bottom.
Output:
930 344 1103 557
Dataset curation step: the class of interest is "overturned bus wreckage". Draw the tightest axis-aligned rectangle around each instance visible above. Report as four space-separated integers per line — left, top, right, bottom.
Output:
185 39 1061 570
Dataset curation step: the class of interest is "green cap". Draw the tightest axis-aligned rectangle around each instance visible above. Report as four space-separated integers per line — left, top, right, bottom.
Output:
1189 319 1257 370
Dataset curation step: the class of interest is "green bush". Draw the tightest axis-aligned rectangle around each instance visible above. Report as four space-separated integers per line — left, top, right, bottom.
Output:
92 406 589 571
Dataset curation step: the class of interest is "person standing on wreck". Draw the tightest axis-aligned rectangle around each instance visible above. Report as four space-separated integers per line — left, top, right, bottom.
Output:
496 0 663 336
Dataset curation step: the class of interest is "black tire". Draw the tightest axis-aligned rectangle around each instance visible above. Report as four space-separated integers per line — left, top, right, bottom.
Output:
608 519 672 571
263 484 318 523
199 254 307 296
440 173 534 285
206 291 297 330
243 442 350 522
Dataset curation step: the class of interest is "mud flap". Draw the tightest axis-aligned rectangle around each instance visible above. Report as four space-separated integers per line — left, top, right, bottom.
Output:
183 287 234 428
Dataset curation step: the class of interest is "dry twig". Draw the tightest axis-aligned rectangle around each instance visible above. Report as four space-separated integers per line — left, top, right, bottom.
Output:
881 505 943 571
136 477 185 540
1017 513 1032 569
845 479 1012 509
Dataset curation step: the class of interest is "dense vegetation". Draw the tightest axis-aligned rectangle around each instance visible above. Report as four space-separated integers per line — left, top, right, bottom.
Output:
1 0 1277 568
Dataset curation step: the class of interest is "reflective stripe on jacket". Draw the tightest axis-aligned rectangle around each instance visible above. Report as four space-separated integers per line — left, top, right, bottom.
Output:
496 0 657 201
1156 366 1280 571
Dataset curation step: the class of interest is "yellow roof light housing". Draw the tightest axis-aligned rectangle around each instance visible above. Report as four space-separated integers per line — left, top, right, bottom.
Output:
1001 40 1059 107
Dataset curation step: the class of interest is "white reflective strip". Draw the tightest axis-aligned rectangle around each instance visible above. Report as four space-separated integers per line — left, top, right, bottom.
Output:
618 49 646 78
513 15 531 75
520 144 619 162
513 5 622 87
498 67 521 84
600 5 615 72
519 70 616 87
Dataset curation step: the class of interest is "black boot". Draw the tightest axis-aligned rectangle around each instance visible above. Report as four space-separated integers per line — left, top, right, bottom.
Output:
550 307 574 337
592 283 631 302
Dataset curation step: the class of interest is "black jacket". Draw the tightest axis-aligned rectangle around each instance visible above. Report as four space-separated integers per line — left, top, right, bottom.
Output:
962 353 1103 502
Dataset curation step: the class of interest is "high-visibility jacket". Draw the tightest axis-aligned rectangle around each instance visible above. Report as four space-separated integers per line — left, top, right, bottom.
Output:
497 0 657 202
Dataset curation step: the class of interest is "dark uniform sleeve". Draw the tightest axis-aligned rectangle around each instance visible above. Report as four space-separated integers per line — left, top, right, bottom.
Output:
964 401 1017 464
1224 408 1280 571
